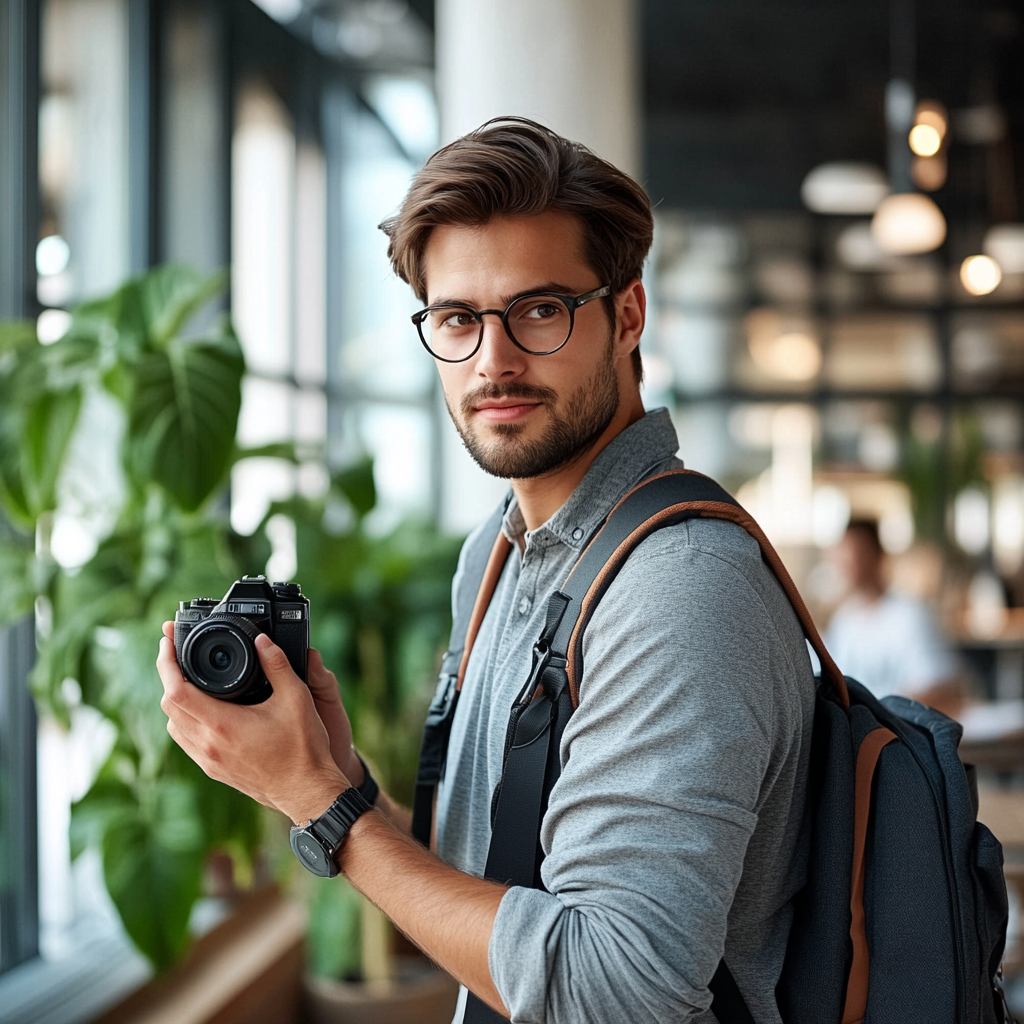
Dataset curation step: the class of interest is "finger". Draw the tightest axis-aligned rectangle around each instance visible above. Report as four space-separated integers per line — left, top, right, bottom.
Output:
255 634 302 689
162 621 174 640
156 637 220 725
306 649 339 696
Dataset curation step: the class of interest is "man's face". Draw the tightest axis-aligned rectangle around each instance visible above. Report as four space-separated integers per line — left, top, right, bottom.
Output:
421 212 622 480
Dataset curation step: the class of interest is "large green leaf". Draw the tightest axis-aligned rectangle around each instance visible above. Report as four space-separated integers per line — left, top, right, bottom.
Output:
72 265 226 364
70 771 136 861
22 386 82 516
0 324 42 525
100 776 205 969
334 458 376 520
89 619 172 774
126 333 244 511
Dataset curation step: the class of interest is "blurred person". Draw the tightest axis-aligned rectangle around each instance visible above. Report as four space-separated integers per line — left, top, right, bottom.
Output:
826 519 961 716
158 118 816 1024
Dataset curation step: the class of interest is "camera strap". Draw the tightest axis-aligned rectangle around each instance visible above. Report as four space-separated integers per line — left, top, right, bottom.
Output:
412 497 511 850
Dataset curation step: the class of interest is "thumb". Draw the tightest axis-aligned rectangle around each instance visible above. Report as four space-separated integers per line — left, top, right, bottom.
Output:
255 634 298 685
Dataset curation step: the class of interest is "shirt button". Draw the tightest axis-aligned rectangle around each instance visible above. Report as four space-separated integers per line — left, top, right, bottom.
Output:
572 528 584 541
518 597 531 615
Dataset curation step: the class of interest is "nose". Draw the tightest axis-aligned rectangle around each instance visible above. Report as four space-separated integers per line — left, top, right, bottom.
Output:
472 313 526 381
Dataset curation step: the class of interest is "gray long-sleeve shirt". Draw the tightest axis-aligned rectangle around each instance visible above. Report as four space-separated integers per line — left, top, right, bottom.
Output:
435 409 816 1024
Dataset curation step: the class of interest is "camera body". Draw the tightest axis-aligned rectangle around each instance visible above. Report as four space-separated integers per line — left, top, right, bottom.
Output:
174 575 309 704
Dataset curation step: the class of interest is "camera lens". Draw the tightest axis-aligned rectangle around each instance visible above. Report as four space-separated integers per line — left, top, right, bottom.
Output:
209 645 232 671
181 619 261 699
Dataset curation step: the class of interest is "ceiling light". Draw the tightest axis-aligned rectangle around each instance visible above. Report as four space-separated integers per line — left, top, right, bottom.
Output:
871 193 947 255
800 163 889 215
983 224 1024 274
908 124 941 157
914 100 948 140
960 255 1002 296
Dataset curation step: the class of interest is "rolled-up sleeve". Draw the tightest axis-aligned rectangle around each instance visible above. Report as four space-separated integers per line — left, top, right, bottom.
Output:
488 533 785 1023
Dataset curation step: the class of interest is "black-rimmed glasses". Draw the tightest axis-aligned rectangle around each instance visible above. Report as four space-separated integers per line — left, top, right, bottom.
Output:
411 285 611 363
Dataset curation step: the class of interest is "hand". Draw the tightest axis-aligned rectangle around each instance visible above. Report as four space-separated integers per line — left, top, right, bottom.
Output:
306 649 364 786
157 623 347 824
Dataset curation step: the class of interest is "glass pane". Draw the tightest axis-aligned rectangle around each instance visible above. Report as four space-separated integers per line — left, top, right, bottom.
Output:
161 0 226 272
38 0 129 309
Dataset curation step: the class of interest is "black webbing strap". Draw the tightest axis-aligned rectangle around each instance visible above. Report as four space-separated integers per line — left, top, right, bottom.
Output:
709 961 757 1024
463 597 573 1024
412 499 509 849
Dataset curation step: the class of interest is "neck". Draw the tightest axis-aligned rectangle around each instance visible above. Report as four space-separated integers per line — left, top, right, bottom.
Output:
511 392 646 532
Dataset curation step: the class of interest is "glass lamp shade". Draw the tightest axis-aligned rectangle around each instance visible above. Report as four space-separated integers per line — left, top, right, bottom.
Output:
870 193 947 255
801 162 889 215
983 224 1024 274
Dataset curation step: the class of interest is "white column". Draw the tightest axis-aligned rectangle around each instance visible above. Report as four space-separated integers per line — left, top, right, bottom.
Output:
436 0 639 176
434 0 640 533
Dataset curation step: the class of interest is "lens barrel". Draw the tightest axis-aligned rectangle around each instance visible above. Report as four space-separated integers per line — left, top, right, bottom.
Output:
180 614 264 701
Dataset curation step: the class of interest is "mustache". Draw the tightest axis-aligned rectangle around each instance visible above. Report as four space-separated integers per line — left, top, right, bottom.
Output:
460 382 558 418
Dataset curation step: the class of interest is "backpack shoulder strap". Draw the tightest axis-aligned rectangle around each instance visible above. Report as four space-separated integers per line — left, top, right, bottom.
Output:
548 468 849 709
411 496 512 848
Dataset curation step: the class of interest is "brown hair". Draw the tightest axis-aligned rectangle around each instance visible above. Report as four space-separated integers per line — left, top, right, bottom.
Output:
380 116 654 383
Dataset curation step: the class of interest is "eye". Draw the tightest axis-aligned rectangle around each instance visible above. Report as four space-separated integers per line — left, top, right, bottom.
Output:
439 311 477 329
521 302 560 320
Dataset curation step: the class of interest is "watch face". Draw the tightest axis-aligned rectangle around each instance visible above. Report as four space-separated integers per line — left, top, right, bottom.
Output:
292 829 331 876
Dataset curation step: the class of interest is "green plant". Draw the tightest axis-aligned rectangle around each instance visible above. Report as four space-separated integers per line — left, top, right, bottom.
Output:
1 263 463 981
0 265 266 969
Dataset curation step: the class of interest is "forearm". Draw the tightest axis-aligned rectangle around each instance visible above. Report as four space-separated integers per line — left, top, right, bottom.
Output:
340 809 509 1017
374 791 412 834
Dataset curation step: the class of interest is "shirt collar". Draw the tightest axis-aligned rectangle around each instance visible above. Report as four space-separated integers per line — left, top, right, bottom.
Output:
501 407 681 551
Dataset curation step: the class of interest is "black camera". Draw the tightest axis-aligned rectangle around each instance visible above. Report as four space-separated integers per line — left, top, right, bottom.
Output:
173 575 309 704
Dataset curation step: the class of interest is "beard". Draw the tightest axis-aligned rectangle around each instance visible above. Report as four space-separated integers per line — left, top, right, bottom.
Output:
446 343 620 480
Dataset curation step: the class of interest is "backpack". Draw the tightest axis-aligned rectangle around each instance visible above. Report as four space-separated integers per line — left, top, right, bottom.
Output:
412 469 1013 1024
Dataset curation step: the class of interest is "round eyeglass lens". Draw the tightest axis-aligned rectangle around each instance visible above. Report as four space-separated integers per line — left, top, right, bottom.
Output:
421 307 481 361
506 295 572 353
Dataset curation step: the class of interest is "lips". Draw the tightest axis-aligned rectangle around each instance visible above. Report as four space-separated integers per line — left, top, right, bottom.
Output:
473 401 540 423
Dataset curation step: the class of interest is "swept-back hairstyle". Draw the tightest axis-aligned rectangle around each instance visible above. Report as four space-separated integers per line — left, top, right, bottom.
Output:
380 116 654 382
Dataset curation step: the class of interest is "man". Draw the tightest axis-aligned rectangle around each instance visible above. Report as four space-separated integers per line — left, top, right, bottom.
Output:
158 117 816 1023
826 519 961 716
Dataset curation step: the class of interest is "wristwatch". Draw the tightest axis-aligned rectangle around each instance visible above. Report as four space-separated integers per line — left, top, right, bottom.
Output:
290 787 372 877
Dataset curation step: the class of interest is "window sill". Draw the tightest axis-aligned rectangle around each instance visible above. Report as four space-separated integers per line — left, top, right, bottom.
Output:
0 932 150 1024
0 886 306 1024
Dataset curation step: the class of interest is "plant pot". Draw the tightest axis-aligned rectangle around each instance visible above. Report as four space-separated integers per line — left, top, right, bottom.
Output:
303 956 459 1024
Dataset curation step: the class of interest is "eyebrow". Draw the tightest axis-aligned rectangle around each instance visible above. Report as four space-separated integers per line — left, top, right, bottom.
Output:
427 282 581 308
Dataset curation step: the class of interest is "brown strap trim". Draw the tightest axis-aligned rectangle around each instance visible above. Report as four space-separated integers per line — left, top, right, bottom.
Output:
457 530 513 691
842 726 897 1024
563 470 848 708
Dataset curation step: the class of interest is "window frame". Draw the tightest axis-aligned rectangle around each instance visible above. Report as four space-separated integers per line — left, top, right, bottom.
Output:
0 0 41 977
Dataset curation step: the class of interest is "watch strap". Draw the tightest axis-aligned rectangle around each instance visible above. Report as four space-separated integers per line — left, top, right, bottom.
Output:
354 751 379 806
317 786 372 847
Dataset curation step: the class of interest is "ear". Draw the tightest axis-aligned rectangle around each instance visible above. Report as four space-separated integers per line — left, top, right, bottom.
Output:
614 279 646 360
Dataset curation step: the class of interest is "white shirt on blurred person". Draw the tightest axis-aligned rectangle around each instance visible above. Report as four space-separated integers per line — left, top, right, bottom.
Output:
825 520 959 711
